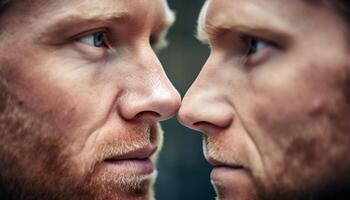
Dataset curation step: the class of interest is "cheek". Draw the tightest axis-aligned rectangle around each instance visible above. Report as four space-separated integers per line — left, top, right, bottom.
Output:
2 55 113 157
0 78 79 187
12 72 85 131
247 60 350 192
250 59 348 142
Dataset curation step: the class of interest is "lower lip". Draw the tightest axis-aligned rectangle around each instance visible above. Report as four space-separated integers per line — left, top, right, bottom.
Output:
211 166 248 183
211 166 257 198
102 159 155 175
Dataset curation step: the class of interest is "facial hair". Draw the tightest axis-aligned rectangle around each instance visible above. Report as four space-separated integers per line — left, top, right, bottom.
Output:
204 135 350 200
0 78 159 200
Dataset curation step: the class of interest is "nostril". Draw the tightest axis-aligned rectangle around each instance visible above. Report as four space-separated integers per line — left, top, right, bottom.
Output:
193 121 211 127
194 116 232 129
135 111 161 120
136 111 161 117
193 121 217 129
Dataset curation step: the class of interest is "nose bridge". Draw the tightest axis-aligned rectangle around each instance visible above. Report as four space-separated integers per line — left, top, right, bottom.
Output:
136 43 179 98
117 44 181 122
179 56 234 131
188 54 225 94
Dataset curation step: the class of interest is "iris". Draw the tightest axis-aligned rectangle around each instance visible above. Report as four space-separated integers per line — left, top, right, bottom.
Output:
93 32 104 47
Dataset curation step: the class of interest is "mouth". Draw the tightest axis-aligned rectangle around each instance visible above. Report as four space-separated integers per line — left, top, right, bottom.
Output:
102 145 157 174
208 157 256 197
207 157 245 170
207 156 250 184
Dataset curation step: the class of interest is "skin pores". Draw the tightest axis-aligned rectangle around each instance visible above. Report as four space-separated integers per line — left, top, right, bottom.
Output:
179 0 350 199
0 0 180 199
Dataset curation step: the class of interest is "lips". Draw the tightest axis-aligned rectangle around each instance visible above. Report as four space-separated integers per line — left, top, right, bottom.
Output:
207 156 244 170
104 145 157 162
207 156 252 186
100 145 157 175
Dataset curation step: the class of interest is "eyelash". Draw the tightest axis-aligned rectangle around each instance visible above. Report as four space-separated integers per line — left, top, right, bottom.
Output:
236 35 277 66
241 36 277 54
241 36 267 54
247 38 266 55
92 32 109 48
76 30 110 48
150 35 161 49
74 29 159 50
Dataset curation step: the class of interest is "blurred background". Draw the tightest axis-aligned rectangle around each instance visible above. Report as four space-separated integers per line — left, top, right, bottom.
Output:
155 0 215 199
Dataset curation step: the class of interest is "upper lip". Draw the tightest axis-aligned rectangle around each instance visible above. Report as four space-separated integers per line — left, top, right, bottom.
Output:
104 145 157 162
207 156 244 169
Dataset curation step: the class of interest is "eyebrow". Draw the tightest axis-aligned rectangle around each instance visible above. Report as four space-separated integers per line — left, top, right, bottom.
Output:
153 6 176 51
39 9 131 43
196 0 210 44
39 5 176 51
164 5 176 29
196 3 293 45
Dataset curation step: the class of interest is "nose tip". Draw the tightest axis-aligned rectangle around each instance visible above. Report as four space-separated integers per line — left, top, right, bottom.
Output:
118 86 181 123
148 88 181 121
178 105 233 132
178 96 234 133
178 106 200 131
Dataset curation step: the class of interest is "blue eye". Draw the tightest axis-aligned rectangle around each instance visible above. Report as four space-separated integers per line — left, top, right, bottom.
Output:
247 39 268 55
78 32 107 48
93 32 104 47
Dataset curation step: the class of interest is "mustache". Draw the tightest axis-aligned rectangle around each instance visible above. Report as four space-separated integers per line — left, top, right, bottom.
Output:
93 124 162 164
203 136 245 167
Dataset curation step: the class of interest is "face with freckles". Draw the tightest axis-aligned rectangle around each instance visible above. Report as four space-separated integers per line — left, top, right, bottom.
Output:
179 0 350 199
0 0 180 199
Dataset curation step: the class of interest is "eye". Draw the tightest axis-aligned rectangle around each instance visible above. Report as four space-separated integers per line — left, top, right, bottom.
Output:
78 31 109 48
239 36 279 67
247 38 268 55
150 35 157 47
150 35 166 51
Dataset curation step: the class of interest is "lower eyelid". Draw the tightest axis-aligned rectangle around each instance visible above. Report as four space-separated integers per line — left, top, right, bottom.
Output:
245 46 275 67
73 41 109 61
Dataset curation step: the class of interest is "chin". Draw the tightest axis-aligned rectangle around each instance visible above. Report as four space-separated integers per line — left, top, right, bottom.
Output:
84 169 158 200
213 185 259 200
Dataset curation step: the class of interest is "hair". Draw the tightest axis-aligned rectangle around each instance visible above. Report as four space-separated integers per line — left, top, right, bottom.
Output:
333 0 350 24
0 0 9 8
334 0 350 17
0 0 10 14
0 0 349 20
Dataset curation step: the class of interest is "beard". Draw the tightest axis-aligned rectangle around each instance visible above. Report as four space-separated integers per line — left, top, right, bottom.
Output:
204 135 350 200
0 79 160 200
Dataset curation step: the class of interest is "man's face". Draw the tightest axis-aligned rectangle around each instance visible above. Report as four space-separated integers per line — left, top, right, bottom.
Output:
179 0 350 199
0 0 180 199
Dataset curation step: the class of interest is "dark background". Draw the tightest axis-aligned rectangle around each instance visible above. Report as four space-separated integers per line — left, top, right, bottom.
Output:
154 1 215 199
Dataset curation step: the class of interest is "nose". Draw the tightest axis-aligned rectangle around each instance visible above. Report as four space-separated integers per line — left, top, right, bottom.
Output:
117 48 181 123
119 83 181 123
179 91 234 133
178 63 234 133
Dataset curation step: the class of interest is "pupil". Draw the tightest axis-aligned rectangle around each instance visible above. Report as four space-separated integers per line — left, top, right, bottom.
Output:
248 39 258 54
93 33 103 47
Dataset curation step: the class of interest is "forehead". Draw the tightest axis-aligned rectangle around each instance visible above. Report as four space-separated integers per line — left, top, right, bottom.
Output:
19 0 169 12
197 0 341 42
5 0 174 28
205 0 313 23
